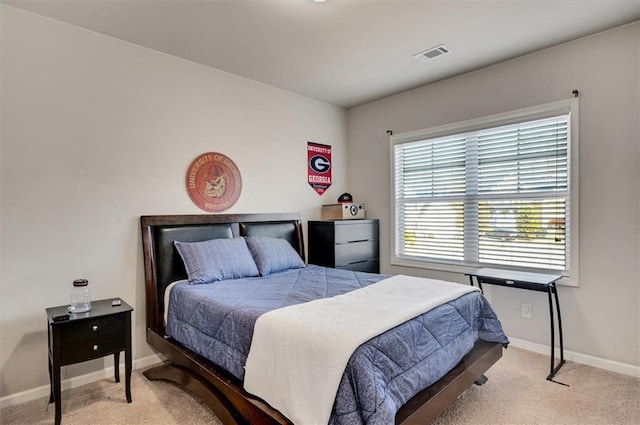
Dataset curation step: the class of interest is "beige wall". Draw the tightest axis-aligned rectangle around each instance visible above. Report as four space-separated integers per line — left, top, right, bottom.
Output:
0 6 347 397
347 23 640 367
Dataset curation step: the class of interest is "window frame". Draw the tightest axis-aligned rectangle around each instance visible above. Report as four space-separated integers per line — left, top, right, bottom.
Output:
390 98 579 286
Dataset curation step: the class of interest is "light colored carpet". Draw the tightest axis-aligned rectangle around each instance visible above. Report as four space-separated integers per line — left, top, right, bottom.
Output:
0 371 222 425
1 347 638 425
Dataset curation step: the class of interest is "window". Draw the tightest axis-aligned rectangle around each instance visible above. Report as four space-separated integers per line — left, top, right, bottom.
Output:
391 99 579 284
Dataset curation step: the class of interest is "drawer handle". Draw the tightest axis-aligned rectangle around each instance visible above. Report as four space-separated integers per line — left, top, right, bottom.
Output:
92 325 99 331
93 345 99 351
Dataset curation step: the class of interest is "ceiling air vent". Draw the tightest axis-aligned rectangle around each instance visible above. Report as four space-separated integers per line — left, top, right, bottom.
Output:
413 44 451 63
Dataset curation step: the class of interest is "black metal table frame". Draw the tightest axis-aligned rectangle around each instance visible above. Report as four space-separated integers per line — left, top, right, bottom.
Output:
466 271 566 382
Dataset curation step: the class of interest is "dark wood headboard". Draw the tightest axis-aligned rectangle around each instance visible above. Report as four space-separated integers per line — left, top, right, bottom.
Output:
140 213 304 334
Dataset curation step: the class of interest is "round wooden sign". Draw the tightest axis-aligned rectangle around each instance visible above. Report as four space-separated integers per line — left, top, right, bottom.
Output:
186 152 242 212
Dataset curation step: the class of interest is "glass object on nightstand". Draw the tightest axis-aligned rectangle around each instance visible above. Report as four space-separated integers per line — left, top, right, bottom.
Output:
68 279 91 313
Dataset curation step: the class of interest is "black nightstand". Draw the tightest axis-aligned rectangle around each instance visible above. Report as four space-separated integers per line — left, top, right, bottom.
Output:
46 298 133 425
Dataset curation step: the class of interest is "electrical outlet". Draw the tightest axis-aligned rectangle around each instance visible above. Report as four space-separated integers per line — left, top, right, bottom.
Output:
521 303 532 319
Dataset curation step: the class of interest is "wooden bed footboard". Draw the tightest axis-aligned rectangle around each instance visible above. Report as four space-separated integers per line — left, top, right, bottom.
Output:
396 339 502 424
145 329 289 425
144 328 502 425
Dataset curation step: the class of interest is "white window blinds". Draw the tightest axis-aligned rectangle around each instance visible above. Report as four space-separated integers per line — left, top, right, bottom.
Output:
394 135 466 262
392 104 575 275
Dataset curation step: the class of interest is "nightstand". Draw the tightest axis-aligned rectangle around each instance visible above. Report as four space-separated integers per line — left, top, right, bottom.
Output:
46 298 133 425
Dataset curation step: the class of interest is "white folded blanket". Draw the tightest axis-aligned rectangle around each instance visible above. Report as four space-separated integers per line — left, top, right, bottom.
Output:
243 274 478 425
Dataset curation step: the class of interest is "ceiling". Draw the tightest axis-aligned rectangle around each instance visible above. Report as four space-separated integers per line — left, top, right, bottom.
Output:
4 0 640 108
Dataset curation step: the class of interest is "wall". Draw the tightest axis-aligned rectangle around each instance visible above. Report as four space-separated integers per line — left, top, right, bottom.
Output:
0 6 347 398
347 23 639 368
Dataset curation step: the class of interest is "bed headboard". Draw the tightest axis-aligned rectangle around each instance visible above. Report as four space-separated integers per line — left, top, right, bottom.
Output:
140 213 304 333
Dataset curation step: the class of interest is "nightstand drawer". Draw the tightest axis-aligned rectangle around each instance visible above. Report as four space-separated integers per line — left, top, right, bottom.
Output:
334 222 378 244
334 240 379 266
59 333 125 365
60 315 125 342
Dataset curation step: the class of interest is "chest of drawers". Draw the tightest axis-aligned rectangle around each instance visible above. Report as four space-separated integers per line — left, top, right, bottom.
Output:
308 219 379 273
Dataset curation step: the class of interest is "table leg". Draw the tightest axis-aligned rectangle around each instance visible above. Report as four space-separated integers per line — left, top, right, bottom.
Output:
554 286 565 364
472 276 484 293
546 285 567 382
114 352 120 383
53 358 62 425
125 315 132 403
550 284 567 383
48 355 54 403
125 349 132 403
48 322 54 404
547 288 555 380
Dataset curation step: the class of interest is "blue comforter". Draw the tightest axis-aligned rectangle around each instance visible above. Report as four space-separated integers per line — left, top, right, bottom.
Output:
166 265 508 424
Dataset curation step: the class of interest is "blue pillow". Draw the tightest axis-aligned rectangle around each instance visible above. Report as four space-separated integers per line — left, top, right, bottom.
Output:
245 236 306 276
174 237 259 284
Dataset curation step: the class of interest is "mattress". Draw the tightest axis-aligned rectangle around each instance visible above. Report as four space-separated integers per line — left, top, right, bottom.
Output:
166 265 508 424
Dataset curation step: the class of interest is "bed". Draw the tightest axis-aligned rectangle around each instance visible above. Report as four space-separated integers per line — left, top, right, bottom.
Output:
141 213 508 424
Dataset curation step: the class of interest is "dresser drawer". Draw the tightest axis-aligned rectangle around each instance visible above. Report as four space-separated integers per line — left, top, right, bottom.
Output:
334 221 378 244
59 333 126 365
60 315 125 342
337 260 379 273
334 240 379 266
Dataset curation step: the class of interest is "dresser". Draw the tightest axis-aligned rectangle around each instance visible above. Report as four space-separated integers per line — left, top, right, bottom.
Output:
308 219 379 273
46 298 133 425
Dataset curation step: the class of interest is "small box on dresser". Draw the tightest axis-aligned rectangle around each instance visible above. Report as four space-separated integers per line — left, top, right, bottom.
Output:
308 219 379 273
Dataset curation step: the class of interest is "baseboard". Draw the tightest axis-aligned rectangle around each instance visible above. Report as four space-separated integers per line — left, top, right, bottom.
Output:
508 337 640 378
3 342 639 409
0 353 163 410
